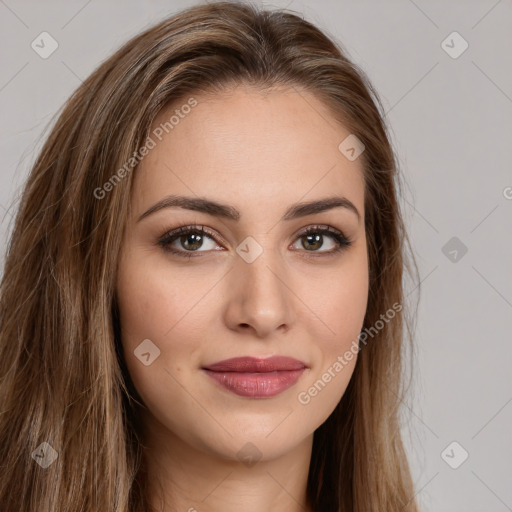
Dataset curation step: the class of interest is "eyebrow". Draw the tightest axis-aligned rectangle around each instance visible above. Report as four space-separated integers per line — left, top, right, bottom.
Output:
136 194 361 223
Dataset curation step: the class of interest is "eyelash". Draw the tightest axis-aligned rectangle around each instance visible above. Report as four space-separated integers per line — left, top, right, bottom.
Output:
157 224 353 260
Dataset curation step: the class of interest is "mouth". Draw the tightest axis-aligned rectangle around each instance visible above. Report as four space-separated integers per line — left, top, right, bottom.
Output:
201 356 308 398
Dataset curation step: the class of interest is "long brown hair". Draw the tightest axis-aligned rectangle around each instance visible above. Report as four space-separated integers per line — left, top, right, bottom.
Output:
0 2 420 510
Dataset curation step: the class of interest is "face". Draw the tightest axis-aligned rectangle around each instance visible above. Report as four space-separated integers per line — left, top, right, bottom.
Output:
116 84 369 462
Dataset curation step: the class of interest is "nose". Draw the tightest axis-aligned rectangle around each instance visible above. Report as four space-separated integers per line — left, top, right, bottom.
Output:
222 245 296 338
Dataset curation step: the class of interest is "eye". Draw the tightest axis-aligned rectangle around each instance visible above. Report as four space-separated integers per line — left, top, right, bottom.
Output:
157 224 353 259
290 225 352 257
157 225 221 258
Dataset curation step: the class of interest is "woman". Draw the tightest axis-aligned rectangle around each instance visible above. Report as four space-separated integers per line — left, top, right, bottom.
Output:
0 1 420 511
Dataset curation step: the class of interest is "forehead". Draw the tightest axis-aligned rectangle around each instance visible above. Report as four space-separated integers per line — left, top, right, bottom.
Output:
133 85 365 217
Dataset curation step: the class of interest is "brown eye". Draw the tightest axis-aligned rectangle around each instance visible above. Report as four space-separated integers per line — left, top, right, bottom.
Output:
292 226 352 255
158 226 221 257
158 224 352 259
177 232 205 251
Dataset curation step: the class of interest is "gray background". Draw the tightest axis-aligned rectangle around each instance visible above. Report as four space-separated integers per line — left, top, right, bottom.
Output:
1 1 511 510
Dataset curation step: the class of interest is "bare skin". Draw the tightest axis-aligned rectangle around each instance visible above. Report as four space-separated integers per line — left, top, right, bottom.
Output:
116 84 369 512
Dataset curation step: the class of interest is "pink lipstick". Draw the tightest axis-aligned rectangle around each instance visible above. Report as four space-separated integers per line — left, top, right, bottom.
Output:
202 356 307 398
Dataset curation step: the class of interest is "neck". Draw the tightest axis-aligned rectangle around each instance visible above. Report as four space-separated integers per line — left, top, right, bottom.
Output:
141 411 314 512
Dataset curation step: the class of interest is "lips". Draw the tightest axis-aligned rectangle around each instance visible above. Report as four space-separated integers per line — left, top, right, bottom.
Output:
202 356 307 398
203 356 306 372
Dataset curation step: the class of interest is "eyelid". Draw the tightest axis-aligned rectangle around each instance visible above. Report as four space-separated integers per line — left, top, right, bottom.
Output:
159 224 347 244
160 224 225 245
291 223 348 241
157 223 352 256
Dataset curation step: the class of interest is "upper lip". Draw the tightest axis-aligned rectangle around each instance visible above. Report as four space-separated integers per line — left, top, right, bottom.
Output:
202 356 307 373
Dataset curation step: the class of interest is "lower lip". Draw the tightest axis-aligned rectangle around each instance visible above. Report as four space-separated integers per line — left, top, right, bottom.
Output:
202 369 306 398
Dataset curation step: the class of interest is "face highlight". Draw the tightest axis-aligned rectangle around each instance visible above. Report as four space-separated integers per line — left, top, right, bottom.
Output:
116 84 369 464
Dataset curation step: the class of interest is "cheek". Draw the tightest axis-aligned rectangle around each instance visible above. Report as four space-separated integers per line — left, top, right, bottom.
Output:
294 252 368 410
115 258 206 437
323 266 368 347
299 246 369 344
116 249 206 347
115 249 215 398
